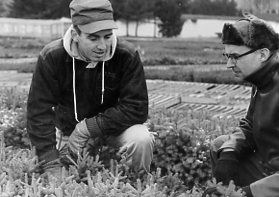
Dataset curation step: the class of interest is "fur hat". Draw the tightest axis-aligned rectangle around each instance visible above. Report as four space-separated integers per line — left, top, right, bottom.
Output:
222 12 279 50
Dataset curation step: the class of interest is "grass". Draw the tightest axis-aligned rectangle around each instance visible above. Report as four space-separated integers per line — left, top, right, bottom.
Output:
0 62 36 73
0 36 226 65
125 37 226 65
0 36 239 84
144 66 242 84
0 36 45 58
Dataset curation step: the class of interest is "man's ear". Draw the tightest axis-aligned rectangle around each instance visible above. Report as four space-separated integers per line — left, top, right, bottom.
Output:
259 48 271 62
71 28 79 42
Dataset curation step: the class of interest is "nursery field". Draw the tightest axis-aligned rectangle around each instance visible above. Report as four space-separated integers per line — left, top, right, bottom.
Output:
148 80 250 118
0 36 245 85
0 76 243 196
0 36 225 66
0 71 250 119
0 36 248 196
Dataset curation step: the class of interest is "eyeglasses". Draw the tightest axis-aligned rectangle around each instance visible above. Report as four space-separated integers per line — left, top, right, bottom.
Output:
223 48 259 64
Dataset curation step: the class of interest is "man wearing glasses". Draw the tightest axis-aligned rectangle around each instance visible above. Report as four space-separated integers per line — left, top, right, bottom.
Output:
206 13 279 197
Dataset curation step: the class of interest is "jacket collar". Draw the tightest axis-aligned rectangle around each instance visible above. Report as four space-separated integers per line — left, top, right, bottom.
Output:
63 25 117 67
245 54 279 91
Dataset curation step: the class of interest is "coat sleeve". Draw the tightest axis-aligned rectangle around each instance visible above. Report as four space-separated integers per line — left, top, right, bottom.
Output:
219 86 257 156
86 51 148 136
250 173 279 197
27 53 60 162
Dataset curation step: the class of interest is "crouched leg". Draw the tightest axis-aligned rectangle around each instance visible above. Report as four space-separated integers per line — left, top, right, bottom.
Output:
107 124 155 172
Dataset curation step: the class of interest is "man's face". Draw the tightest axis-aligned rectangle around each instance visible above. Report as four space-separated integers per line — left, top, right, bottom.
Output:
224 44 261 80
76 29 113 61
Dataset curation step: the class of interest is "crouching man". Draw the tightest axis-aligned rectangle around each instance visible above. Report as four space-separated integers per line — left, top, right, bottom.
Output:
207 13 279 197
27 0 154 176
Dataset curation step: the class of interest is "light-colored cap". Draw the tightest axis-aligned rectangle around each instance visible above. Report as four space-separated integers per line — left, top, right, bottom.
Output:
70 0 118 34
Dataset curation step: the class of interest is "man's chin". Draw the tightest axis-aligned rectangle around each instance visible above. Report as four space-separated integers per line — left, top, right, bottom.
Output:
233 72 244 81
89 56 105 62
234 77 244 82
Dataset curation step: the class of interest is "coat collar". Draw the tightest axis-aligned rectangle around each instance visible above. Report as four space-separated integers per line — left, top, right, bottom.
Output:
245 54 279 91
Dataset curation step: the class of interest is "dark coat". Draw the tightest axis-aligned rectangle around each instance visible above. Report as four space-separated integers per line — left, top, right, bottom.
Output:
27 38 148 162
219 55 279 197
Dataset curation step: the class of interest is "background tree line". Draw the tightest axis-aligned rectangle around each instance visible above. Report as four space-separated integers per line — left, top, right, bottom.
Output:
3 0 239 37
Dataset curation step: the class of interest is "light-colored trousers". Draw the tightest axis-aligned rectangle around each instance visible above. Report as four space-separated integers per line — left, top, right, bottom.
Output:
56 124 154 172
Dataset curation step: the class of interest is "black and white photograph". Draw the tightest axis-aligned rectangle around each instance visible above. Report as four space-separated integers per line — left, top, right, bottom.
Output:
0 0 278 196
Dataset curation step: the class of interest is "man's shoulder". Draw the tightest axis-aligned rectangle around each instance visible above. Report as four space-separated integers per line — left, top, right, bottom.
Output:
40 39 65 59
115 38 137 57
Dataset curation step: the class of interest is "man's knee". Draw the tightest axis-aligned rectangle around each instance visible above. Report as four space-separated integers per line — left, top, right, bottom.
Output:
211 135 229 152
122 124 154 146
120 124 154 172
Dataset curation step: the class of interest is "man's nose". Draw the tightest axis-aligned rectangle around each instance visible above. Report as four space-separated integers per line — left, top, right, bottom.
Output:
226 59 236 69
97 38 106 50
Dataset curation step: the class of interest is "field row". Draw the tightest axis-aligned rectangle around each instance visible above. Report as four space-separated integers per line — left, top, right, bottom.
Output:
145 64 227 72
0 57 37 64
0 71 251 118
147 80 250 118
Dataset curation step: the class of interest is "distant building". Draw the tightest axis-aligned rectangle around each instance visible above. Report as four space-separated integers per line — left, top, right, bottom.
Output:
0 17 71 39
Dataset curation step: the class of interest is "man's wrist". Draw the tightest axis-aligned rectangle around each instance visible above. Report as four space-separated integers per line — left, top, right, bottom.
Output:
85 117 103 137
219 151 238 162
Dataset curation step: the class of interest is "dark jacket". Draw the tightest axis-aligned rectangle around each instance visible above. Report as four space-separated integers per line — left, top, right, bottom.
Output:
219 55 279 197
27 38 148 162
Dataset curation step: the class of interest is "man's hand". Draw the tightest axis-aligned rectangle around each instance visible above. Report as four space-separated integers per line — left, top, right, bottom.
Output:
213 151 239 185
68 119 91 155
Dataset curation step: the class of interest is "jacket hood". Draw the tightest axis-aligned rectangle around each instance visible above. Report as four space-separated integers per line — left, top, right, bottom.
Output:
63 25 118 122
63 25 117 68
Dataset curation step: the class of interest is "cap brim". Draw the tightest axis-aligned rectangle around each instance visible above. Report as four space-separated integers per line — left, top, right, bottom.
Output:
78 20 118 34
